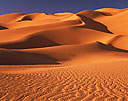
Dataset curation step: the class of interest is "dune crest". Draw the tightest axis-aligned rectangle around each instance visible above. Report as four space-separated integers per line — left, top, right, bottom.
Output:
0 8 128 100
95 8 128 15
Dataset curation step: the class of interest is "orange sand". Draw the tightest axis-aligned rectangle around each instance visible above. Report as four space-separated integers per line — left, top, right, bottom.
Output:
0 8 128 100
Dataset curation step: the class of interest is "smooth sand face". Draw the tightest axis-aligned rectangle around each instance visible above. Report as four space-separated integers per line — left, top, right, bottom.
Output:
0 8 128 100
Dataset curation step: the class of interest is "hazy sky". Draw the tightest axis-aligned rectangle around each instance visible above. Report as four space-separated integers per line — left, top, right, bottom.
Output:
0 0 128 14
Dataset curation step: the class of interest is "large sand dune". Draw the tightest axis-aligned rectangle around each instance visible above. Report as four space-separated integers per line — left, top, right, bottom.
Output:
0 8 128 100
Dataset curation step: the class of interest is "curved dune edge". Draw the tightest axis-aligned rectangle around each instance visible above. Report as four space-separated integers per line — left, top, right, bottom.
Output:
0 8 128 100
0 8 128 64
0 8 127 65
95 8 128 15
0 41 128 65
106 35 128 51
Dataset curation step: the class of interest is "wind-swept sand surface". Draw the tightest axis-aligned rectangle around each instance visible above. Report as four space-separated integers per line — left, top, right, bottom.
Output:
0 8 128 100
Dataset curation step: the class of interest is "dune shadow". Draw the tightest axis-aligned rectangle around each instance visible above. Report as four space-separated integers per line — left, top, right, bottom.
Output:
77 15 113 34
0 26 8 30
98 42 128 53
77 10 112 19
0 34 60 49
0 50 60 65
18 16 32 22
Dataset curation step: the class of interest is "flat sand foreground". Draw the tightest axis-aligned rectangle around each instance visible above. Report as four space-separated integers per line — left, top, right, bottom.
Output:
1 61 128 101
0 8 128 100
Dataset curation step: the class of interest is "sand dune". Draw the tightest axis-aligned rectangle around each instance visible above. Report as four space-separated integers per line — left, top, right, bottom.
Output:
0 49 59 65
96 8 128 15
107 35 128 51
16 42 128 64
0 13 26 23
95 9 128 35
77 10 112 19
0 28 114 49
0 8 128 100
8 13 79 29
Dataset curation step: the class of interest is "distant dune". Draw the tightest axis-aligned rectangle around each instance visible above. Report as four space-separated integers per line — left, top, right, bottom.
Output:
0 8 128 100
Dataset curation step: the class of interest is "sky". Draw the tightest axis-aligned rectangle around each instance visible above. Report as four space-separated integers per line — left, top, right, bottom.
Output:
0 0 128 14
